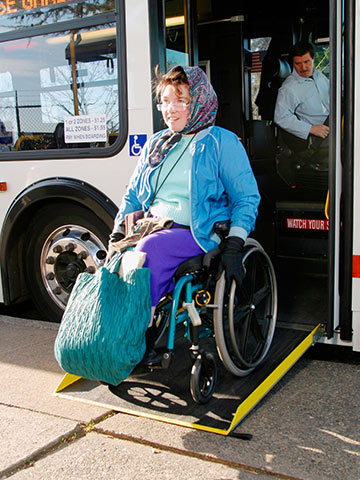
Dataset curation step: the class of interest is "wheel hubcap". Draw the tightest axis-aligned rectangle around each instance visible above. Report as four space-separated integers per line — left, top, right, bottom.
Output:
40 225 107 310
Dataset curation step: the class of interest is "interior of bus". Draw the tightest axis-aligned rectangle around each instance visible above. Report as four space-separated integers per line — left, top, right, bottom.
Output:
170 0 331 333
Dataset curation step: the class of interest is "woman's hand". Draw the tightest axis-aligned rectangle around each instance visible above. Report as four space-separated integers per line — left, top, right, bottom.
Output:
220 236 245 291
109 222 126 243
109 232 124 243
106 225 126 264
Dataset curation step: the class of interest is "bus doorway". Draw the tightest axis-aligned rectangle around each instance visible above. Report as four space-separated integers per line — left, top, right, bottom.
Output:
196 0 331 336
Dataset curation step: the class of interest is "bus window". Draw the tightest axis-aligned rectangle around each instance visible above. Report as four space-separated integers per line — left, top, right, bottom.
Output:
0 24 119 152
0 0 121 154
250 37 271 120
0 0 114 34
165 0 189 69
313 41 330 78
0 71 13 150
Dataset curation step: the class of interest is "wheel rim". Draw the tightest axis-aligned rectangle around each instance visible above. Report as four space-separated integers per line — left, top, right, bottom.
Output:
191 354 217 403
198 361 216 397
40 224 107 310
228 248 276 368
154 302 170 346
214 242 278 376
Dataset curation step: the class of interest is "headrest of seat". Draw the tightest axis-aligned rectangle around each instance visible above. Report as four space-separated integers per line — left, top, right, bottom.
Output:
278 59 291 79
261 56 291 80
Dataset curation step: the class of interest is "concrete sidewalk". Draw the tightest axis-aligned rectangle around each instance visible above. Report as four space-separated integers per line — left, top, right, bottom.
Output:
0 314 359 480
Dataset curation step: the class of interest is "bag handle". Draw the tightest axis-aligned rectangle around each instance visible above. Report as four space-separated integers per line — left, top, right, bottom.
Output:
106 252 123 274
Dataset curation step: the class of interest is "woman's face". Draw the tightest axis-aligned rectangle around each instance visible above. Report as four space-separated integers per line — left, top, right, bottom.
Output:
160 83 190 132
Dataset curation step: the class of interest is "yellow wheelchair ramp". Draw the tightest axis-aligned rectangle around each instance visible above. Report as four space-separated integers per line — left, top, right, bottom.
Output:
54 324 323 436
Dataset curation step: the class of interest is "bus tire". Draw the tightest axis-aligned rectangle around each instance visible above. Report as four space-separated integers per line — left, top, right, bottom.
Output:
24 202 110 322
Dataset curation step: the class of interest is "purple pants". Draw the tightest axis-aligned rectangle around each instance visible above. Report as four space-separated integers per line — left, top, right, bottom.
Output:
135 227 203 306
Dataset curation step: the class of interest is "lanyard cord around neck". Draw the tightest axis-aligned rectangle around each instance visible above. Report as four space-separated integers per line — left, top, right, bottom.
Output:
148 134 195 213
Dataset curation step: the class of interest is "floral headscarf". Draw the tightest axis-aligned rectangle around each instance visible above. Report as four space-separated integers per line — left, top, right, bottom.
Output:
149 65 218 166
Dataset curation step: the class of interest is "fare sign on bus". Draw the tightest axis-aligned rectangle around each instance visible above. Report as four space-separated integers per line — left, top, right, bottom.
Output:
0 0 73 16
64 114 107 144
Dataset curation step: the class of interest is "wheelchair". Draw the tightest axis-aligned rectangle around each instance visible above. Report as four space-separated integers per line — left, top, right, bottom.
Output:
148 227 278 405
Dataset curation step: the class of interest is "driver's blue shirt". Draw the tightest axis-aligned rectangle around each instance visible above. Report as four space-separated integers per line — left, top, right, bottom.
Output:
274 68 329 140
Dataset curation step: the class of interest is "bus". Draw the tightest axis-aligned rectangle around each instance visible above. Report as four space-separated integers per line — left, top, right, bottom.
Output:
0 0 358 356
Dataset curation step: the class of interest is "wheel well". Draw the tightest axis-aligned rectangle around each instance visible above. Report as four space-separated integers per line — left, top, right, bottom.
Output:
2 198 114 305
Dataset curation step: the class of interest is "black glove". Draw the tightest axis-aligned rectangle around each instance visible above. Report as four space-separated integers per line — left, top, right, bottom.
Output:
109 222 125 243
106 225 125 264
109 231 124 243
219 236 245 291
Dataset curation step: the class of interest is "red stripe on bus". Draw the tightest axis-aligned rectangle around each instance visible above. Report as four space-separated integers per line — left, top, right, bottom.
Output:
353 255 360 278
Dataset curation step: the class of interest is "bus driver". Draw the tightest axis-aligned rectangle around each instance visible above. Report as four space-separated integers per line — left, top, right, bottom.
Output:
274 41 330 153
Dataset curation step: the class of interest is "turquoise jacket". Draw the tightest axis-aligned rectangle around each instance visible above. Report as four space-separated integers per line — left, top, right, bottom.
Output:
114 126 260 252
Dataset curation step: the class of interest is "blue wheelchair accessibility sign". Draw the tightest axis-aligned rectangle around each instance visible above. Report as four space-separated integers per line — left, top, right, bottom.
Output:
129 134 147 156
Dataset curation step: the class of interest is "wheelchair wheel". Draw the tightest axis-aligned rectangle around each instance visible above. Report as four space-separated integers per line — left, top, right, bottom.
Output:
153 297 171 346
190 353 217 404
214 239 277 377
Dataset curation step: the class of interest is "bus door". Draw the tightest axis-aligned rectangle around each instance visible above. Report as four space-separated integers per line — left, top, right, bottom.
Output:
194 1 333 341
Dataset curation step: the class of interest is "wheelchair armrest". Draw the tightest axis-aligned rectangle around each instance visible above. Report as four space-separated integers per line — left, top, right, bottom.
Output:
213 221 230 240
202 248 220 269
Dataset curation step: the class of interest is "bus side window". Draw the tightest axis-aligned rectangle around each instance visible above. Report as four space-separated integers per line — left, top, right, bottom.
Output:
53 123 66 149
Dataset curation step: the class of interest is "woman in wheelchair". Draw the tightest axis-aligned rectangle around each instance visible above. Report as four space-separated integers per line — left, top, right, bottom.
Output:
109 65 261 387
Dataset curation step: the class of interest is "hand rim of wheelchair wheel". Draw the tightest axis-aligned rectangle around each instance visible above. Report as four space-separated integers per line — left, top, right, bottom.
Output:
228 277 274 369
213 241 277 377
190 352 217 404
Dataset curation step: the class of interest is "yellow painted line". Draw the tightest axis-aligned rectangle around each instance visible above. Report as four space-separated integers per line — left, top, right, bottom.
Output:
54 373 82 393
226 324 323 434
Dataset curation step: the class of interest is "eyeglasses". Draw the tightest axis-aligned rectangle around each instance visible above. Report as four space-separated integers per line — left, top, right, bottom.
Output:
156 100 190 112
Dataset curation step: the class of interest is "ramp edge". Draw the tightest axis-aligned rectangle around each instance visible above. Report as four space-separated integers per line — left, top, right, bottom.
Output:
54 373 82 393
227 323 324 434
55 390 229 435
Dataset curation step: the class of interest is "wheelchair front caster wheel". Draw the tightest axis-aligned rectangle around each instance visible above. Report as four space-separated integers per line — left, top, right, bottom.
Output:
190 352 217 404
